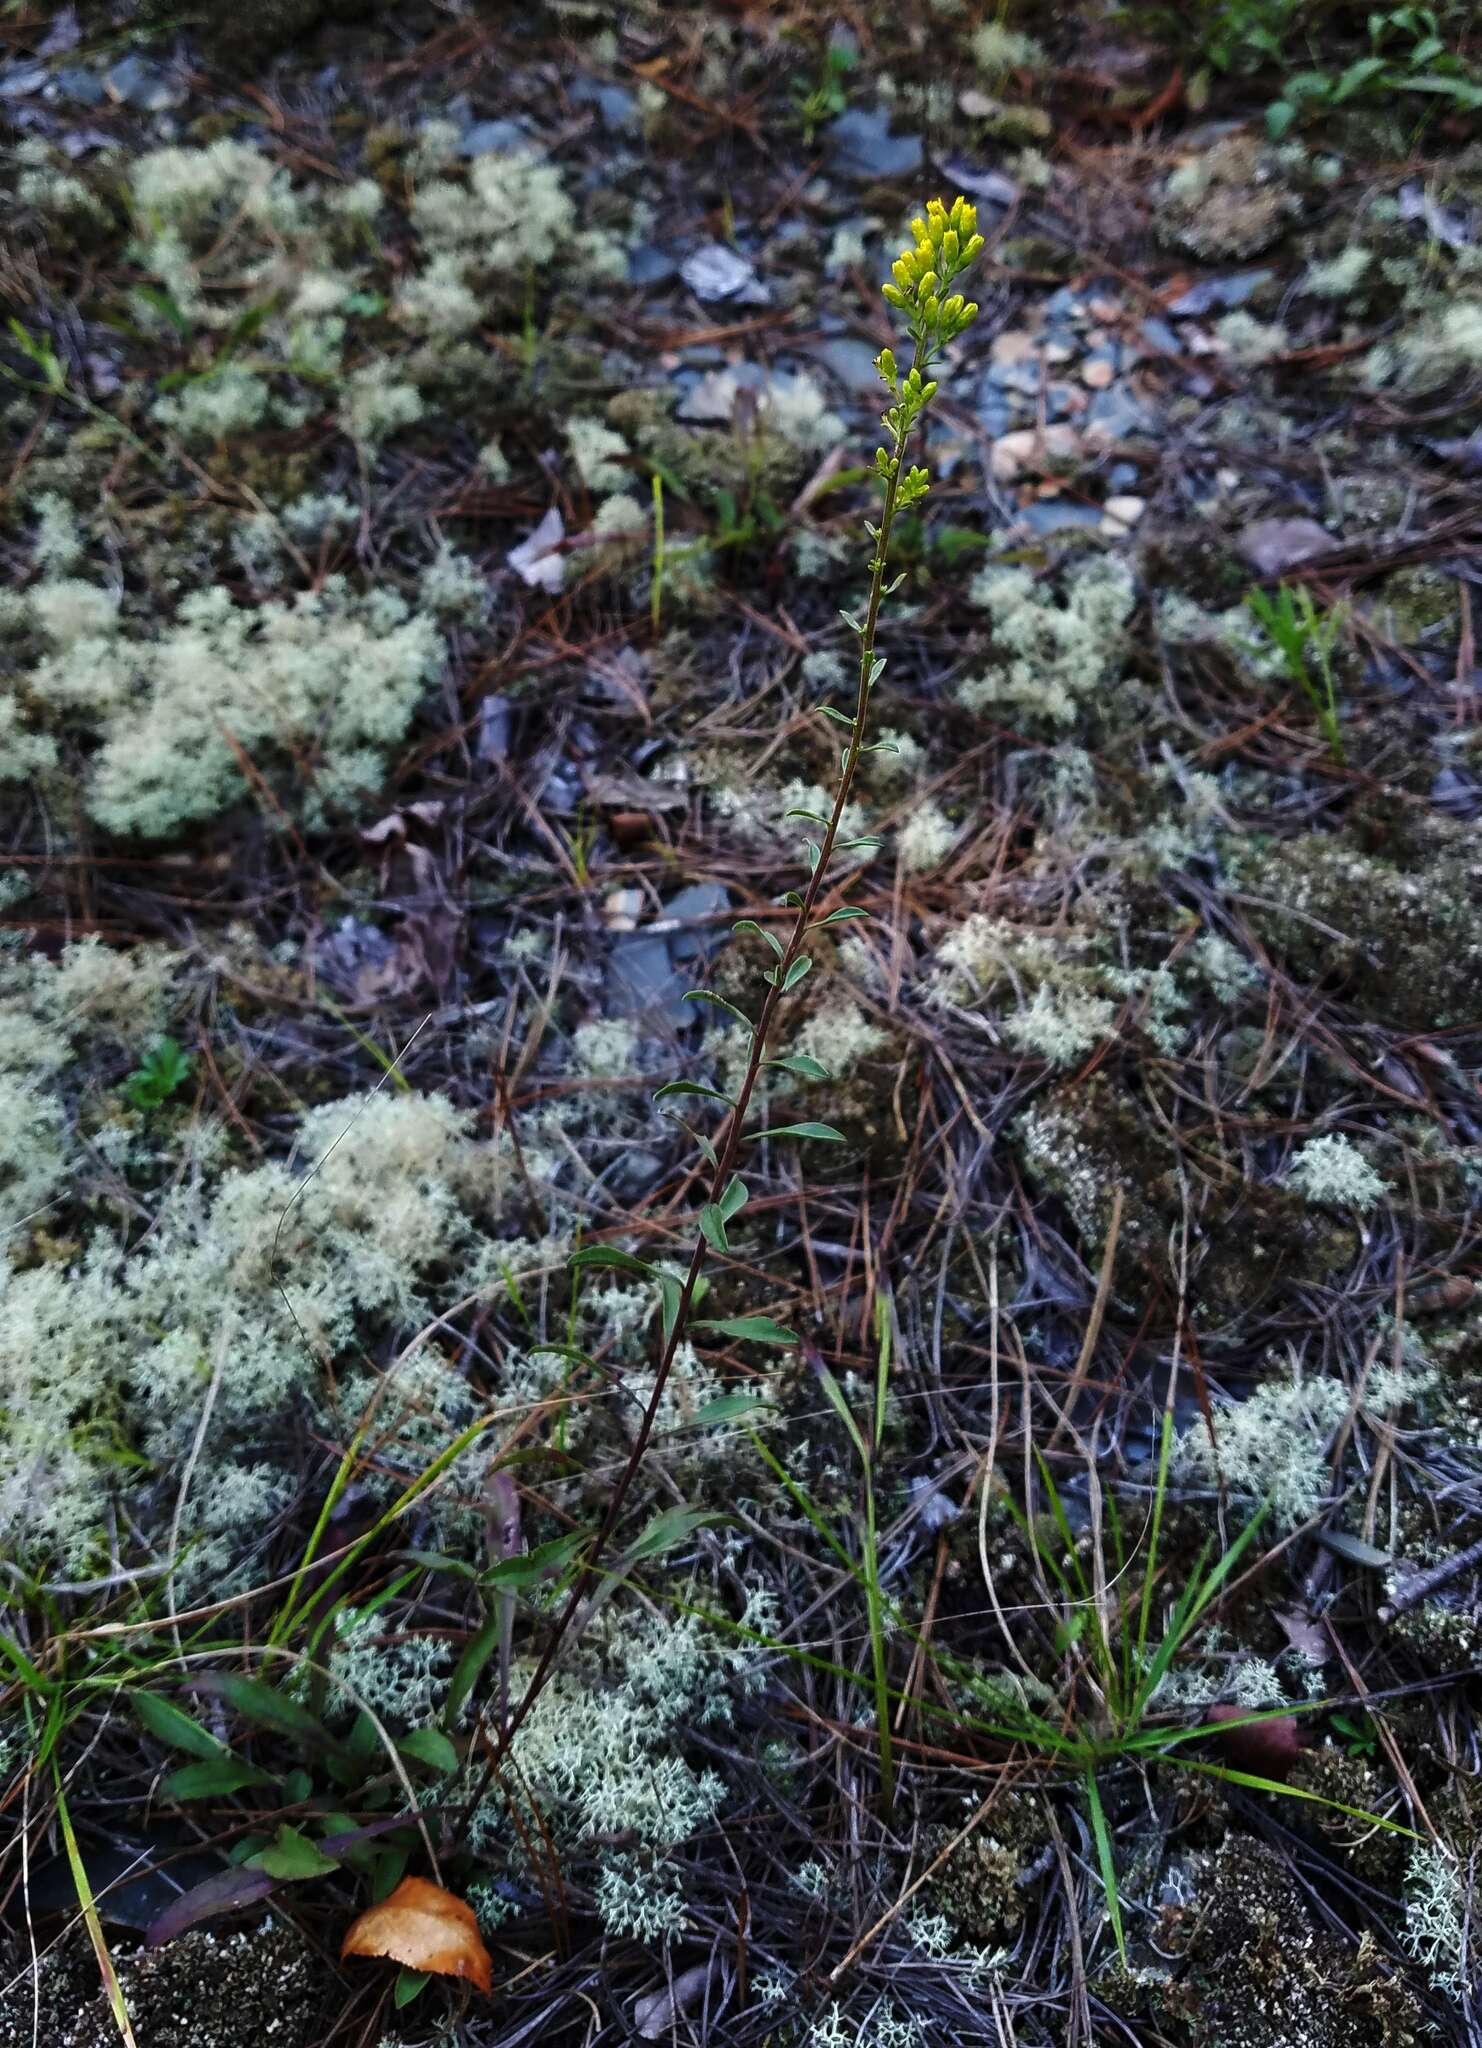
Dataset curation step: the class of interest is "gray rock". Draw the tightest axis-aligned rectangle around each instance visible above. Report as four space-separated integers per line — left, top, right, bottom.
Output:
571 76 636 133
1017 501 1105 535
810 335 883 395
0 64 49 99
106 56 178 111
680 243 769 305
656 881 732 960
1237 516 1337 575
1084 384 1152 439
826 106 922 182
1166 268 1274 316
610 934 687 1022
628 243 678 287
460 118 531 156
53 66 103 106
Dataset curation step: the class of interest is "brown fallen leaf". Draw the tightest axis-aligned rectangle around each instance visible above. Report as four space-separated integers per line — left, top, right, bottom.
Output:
1206 1703 1301 1779
341 1876 492 1995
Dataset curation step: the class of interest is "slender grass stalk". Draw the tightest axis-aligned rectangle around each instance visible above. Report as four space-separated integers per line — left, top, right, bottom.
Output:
458 200 986 1824
650 471 665 638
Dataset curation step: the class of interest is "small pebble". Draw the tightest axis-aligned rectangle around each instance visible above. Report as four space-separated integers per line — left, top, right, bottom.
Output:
1101 494 1146 533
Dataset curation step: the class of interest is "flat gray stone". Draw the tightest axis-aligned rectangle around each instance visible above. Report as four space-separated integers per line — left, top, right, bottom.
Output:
610 934 687 1022
461 118 531 156
656 881 731 960
826 106 922 182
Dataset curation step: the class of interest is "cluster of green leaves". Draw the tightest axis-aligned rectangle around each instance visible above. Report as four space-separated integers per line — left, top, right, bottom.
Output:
1266 6 1482 132
791 40 856 142
123 1034 193 1111
1135 0 1482 129
1243 581 1347 762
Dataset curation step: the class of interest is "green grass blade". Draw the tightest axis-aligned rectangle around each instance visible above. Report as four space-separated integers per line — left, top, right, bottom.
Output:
1084 1768 1126 1964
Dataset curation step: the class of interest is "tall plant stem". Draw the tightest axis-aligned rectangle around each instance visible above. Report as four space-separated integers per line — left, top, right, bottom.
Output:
460 332 931 1815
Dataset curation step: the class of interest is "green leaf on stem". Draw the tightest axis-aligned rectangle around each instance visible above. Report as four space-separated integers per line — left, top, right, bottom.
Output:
766 1052 831 1080
570 1246 654 1276
695 1315 798 1346
683 990 753 1033
747 1121 846 1143
653 1080 735 1107
810 907 869 927
733 919 784 957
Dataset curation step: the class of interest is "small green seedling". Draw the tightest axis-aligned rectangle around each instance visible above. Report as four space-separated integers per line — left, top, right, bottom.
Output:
793 42 857 142
123 1036 194 1111
1244 581 1347 763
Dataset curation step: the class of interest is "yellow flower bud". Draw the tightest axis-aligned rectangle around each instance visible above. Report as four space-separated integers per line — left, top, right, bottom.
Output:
892 256 912 291
922 380 938 401
962 300 979 323
918 271 938 301
910 215 928 242
965 234 985 262
881 282 907 308
942 229 960 268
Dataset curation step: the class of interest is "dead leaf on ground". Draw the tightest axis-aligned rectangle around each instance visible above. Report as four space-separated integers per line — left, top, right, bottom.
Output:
1206 1703 1301 1778
341 1876 493 1995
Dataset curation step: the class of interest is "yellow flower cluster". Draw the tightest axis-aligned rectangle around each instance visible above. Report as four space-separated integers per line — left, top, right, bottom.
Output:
881 195 984 349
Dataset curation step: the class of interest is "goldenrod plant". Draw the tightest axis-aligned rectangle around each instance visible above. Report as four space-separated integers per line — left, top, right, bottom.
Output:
476 197 984 1781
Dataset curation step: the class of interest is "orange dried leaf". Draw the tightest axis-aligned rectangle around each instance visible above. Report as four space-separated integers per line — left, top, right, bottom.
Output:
341 1876 492 1995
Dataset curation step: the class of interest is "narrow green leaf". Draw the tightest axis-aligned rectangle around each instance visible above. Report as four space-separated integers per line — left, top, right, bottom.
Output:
395 1971 430 2010
784 806 831 826
817 705 855 727
814 1360 866 1463
655 1271 683 1345
1084 1771 1126 1963
683 989 753 1032
695 1315 798 1346
766 1052 831 1081
398 1727 459 1776
653 1079 735 1107
445 1614 501 1727
133 1691 231 1762
747 1121 846 1144
195 1675 341 1757
246 1824 339 1882
733 919 784 958
837 835 882 854
781 956 813 992
698 1203 728 1253
719 1174 748 1221
163 1758 277 1801
811 907 870 927
569 1245 654 1276
625 1506 722 1563
690 1391 772 1429
481 1528 590 1590
401 1548 477 1580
